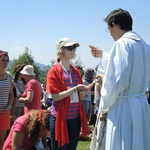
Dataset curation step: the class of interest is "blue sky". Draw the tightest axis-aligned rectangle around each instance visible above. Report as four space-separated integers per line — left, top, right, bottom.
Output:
0 0 150 69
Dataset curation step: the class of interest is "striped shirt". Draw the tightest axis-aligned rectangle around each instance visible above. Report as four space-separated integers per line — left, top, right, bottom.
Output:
0 73 12 109
51 68 80 119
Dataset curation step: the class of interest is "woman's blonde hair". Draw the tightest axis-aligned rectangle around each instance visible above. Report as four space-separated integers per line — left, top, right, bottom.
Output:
57 48 63 60
26 110 50 143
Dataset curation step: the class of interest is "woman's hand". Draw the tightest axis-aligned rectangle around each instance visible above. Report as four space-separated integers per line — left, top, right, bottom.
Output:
76 84 86 92
96 74 104 85
18 97 25 103
89 45 103 58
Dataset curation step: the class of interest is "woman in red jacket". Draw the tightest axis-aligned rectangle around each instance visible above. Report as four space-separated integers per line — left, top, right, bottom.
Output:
46 38 89 150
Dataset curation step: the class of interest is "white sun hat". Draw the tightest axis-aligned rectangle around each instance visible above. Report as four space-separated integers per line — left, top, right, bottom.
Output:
20 65 35 76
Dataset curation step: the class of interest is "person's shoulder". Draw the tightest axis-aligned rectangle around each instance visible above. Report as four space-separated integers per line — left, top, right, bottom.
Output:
6 71 14 80
28 79 36 83
30 79 41 86
71 65 78 71
15 114 28 125
47 63 63 78
13 115 28 132
143 40 150 49
49 63 61 73
71 65 81 76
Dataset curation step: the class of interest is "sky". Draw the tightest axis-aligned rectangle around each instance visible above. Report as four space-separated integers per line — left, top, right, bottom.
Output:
0 0 150 70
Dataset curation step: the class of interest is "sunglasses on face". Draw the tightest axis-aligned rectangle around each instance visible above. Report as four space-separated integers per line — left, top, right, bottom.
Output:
62 46 77 51
0 58 9 62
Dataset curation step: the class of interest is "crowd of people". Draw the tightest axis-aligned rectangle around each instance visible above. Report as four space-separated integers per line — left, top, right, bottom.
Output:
0 8 150 150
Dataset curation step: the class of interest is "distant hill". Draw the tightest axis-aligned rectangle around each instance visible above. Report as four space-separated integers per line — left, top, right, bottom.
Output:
35 62 48 70
8 60 48 70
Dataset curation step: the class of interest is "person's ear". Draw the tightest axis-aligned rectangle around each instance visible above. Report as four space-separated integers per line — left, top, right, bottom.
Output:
112 22 116 28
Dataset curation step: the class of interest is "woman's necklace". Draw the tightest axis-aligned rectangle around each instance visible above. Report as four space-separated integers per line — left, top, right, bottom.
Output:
60 63 72 83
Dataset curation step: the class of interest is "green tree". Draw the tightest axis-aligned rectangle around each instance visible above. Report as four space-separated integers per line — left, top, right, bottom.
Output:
9 47 43 82
8 48 84 83
49 59 56 68
72 57 83 66
39 65 50 83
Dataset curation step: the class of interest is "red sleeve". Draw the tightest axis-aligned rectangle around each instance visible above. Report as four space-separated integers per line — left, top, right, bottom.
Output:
22 81 34 98
26 80 35 91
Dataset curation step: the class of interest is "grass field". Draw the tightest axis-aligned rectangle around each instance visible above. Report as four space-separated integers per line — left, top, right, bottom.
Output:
76 140 91 150
76 125 93 150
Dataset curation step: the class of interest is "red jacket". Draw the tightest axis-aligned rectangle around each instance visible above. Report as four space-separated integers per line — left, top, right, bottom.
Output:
46 63 89 147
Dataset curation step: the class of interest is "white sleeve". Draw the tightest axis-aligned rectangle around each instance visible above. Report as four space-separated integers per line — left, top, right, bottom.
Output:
97 51 109 75
94 83 100 103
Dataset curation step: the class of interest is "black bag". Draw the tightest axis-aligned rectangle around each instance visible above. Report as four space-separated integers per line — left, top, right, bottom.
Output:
89 114 97 126
46 137 51 149
30 146 37 150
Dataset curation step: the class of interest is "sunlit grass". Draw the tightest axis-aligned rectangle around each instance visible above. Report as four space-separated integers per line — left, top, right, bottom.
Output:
77 140 91 150
76 125 94 150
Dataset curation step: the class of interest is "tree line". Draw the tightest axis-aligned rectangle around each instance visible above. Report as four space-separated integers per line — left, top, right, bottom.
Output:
8 47 83 83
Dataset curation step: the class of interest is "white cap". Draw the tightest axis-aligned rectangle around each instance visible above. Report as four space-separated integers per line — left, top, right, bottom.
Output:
56 37 79 50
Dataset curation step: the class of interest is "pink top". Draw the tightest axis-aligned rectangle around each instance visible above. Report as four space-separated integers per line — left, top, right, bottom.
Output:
3 115 34 150
22 79 42 114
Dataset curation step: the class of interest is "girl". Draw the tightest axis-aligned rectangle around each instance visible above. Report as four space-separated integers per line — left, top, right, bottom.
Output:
0 51 14 149
46 38 89 150
3 110 50 150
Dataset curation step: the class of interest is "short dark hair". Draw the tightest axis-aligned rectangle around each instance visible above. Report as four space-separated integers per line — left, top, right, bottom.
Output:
104 8 132 31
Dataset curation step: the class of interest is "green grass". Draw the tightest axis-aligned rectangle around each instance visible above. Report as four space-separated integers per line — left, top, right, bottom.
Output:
76 125 94 150
76 140 91 150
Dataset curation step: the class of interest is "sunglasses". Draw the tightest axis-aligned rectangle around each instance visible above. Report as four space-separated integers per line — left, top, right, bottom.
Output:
63 46 77 51
0 58 9 62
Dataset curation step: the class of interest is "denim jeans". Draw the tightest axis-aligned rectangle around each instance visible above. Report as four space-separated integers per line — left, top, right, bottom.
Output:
49 115 81 150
